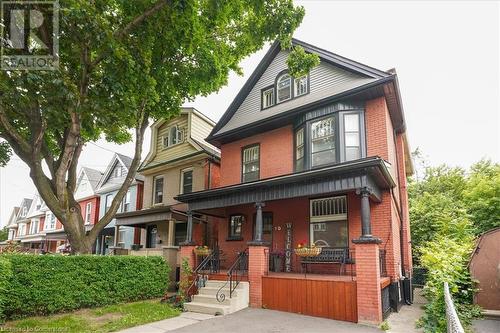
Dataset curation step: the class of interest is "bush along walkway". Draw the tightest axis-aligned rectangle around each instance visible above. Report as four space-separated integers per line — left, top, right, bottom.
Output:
0 299 180 333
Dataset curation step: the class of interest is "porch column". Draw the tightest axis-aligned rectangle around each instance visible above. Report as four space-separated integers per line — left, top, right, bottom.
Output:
253 202 265 244
113 226 120 247
167 219 176 246
357 187 377 241
247 245 269 307
182 210 195 245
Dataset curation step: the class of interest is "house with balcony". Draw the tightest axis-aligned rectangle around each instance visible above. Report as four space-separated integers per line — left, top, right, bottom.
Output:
94 153 143 255
177 39 413 324
114 108 221 286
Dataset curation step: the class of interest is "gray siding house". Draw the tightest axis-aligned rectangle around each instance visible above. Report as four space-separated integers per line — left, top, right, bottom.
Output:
94 153 144 254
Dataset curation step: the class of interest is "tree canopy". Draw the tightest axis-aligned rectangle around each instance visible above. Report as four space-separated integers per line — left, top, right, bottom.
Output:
0 0 319 253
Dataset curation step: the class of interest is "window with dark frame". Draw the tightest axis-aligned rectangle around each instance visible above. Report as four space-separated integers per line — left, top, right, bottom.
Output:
344 113 361 161
310 196 348 248
153 176 164 204
277 74 292 103
311 116 336 167
295 75 308 96
181 169 193 194
295 128 305 171
262 87 274 108
242 145 260 182
228 215 245 239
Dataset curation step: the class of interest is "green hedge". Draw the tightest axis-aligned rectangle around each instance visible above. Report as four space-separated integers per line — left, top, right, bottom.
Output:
0 256 12 322
0 254 169 319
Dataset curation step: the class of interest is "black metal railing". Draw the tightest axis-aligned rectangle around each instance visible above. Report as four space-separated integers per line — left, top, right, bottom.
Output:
379 249 387 277
186 249 220 301
216 248 248 302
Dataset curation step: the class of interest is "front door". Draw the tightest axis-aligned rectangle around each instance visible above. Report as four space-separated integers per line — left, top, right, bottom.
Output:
146 224 158 248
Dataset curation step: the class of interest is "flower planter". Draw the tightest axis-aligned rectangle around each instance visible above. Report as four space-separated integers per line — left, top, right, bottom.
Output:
294 247 322 257
194 248 211 256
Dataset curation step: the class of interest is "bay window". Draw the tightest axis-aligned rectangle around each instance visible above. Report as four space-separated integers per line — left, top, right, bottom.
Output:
294 109 365 171
311 116 336 167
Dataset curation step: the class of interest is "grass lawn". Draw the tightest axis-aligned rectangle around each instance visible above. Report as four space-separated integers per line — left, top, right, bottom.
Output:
1 299 180 333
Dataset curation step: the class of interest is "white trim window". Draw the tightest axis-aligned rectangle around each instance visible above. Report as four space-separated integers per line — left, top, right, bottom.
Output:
163 125 184 148
295 128 305 172
45 212 56 230
122 191 131 212
30 220 39 234
344 113 361 161
277 74 292 103
21 206 27 217
310 196 348 248
118 228 126 247
18 224 26 236
262 88 275 108
295 75 308 96
242 145 260 182
113 165 123 178
85 202 92 225
153 176 164 204
105 193 114 213
181 169 193 194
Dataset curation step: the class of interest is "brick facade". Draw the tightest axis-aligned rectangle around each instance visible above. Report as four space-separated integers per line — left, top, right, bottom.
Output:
248 246 269 307
355 242 382 324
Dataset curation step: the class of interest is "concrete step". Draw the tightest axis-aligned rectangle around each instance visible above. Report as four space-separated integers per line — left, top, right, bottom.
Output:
192 293 233 306
198 286 239 297
184 301 230 316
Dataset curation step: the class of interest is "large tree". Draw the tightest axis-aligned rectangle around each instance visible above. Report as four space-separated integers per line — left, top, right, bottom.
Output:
0 0 318 253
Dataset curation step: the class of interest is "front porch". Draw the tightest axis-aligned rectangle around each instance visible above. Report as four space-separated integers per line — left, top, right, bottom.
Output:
177 157 398 324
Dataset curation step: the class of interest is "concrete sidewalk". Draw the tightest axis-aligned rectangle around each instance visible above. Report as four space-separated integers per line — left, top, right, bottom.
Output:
118 312 215 333
386 304 424 333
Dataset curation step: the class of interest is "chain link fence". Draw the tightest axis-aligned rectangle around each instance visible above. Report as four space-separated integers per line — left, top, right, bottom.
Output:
444 282 465 333
412 266 428 304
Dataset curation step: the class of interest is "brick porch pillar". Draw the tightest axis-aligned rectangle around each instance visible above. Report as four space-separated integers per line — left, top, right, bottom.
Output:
354 241 382 325
179 245 196 286
247 245 269 307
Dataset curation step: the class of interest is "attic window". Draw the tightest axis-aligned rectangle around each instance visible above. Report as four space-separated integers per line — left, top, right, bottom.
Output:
277 74 292 103
262 88 274 109
163 125 184 148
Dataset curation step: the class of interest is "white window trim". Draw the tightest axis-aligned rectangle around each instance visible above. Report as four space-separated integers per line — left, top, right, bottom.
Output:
180 168 194 194
153 176 164 205
45 212 56 231
262 88 275 108
122 190 131 212
294 75 308 96
163 125 184 149
276 74 292 103
85 202 92 225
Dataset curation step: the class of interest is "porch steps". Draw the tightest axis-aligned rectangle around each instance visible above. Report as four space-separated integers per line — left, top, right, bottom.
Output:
184 280 249 316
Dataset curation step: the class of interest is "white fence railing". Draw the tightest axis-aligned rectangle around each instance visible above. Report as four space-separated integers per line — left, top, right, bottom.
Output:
444 282 465 333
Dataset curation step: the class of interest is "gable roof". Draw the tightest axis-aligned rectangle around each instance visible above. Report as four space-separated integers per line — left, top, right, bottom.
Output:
139 108 220 171
15 198 33 222
5 207 19 227
97 153 143 193
207 38 406 145
81 167 104 191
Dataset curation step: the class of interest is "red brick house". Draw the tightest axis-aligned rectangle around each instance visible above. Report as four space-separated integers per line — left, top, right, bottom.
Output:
177 39 413 324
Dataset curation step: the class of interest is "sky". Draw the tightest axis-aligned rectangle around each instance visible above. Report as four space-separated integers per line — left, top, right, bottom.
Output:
1 1 499 226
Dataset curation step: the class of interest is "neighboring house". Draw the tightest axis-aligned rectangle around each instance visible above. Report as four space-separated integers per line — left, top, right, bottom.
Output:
114 108 221 285
12 198 33 243
21 194 46 250
469 227 500 312
177 39 413 324
95 153 144 255
5 206 20 241
74 167 103 230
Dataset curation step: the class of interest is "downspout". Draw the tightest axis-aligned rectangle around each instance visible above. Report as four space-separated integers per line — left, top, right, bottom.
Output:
393 127 412 305
207 159 212 189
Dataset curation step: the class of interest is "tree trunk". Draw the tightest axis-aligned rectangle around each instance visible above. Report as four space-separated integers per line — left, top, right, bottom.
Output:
64 210 94 254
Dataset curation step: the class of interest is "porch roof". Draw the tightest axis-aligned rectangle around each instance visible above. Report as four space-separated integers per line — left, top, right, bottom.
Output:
176 157 394 211
115 206 172 226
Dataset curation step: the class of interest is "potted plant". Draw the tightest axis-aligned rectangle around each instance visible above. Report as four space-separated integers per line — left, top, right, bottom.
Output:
269 250 285 272
294 241 321 257
194 245 211 256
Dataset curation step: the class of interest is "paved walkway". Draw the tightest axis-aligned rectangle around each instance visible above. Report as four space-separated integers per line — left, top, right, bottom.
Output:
118 312 215 333
171 308 381 333
119 308 381 333
472 319 500 333
386 304 424 333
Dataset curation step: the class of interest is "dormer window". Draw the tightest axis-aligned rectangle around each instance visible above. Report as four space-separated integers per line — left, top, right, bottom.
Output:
163 125 184 148
277 74 292 103
21 206 27 217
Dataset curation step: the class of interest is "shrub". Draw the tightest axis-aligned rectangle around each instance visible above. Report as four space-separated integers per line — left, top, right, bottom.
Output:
0 256 12 322
0 254 169 319
419 236 481 333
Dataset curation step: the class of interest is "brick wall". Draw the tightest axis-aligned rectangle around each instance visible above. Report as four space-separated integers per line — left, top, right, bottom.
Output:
219 125 294 187
355 242 382 324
